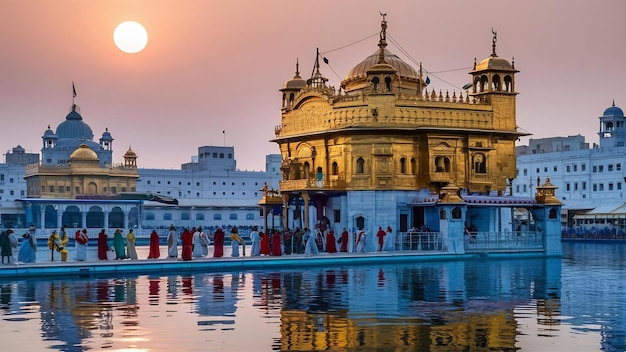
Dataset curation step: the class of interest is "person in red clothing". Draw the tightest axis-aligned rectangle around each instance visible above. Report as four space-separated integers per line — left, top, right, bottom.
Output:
147 230 160 259
326 230 337 253
213 227 225 257
97 229 109 260
376 227 386 251
260 231 271 255
271 230 282 256
181 227 193 261
339 228 349 252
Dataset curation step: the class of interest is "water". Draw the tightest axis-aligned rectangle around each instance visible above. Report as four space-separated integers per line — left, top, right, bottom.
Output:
0 242 624 351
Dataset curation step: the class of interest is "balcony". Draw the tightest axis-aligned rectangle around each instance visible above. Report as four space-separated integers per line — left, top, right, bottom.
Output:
280 177 346 192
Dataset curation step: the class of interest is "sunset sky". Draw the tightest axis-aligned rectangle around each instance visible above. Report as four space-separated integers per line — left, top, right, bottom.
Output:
1 0 624 170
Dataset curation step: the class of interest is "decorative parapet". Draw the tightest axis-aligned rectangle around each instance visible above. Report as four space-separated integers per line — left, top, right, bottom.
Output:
275 97 497 138
279 178 347 192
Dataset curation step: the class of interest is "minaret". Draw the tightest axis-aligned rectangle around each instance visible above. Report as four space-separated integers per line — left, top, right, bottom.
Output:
280 59 307 110
469 29 519 97
366 13 397 94
123 146 138 168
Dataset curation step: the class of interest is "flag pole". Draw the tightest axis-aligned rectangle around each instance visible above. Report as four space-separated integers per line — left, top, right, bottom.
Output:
72 81 77 105
223 130 226 146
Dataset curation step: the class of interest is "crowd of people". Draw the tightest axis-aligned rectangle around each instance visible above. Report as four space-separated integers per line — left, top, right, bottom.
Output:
0 223 397 265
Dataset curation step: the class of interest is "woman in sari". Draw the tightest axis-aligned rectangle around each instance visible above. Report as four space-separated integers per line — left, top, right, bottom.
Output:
97 229 109 260
113 229 127 260
75 228 88 261
260 232 271 255
126 228 138 260
147 230 160 259
213 227 225 257
18 233 37 263
230 226 244 257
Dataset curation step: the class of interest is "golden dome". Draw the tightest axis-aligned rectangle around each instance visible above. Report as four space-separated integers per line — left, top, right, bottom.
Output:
342 49 418 85
475 54 514 71
124 146 137 158
69 144 98 161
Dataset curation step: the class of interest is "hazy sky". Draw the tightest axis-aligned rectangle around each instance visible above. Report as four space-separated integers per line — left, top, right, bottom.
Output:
1 0 624 170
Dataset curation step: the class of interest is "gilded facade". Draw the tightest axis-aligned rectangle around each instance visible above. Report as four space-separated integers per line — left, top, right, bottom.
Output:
24 144 139 199
274 16 525 232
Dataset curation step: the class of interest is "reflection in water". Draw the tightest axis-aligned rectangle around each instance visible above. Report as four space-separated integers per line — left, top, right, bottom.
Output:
0 243 625 351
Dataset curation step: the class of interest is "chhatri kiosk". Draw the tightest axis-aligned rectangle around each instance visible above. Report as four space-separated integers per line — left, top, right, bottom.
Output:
274 16 561 256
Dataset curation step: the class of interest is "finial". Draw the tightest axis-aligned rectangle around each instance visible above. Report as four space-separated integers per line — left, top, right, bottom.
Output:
473 58 476 70
613 99 616 107
295 58 300 77
491 28 497 56
377 12 388 64
512 56 515 69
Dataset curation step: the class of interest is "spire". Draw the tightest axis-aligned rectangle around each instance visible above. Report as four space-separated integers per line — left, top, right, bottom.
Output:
295 58 300 78
491 28 497 57
377 12 388 64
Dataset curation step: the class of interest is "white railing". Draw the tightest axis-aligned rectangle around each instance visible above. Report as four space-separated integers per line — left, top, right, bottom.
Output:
464 231 544 251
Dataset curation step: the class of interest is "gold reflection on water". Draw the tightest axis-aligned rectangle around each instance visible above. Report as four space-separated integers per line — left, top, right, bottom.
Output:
279 308 522 351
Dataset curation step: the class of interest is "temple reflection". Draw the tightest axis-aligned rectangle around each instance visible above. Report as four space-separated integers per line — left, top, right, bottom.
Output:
0 257 567 351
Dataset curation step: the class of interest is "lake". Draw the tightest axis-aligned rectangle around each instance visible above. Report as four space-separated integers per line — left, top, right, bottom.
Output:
0 242 623 351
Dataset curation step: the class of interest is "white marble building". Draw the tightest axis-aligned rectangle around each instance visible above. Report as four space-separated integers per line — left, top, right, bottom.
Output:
515 102 626 230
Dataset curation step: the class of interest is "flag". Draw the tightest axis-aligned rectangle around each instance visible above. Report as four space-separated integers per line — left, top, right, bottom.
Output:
425 76 431 85
222 130 225 134
323 57 329 64
72 82 77 97
462 82 472 90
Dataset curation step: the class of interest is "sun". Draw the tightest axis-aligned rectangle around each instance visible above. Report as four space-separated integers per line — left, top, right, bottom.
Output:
113 21 148 54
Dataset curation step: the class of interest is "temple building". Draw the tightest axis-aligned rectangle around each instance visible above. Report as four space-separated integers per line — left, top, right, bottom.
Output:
7 100 281 234
274 15 561 255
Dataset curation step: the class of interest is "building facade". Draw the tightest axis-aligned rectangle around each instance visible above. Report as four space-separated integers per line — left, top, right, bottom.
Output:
0 102 281 235
274 16 561 255
515 102 626 233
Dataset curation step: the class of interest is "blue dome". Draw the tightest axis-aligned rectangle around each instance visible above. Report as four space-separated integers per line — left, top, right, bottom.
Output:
100 128 113 141
603 103 624 117
56 105 94 140
43 125 57 138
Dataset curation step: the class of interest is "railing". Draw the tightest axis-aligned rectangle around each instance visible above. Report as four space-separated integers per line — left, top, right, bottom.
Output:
397 232 445 252
279 178 346 191
464 231 544 251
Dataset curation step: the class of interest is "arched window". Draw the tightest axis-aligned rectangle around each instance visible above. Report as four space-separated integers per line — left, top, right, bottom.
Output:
504 75 512 92
400 157 407 174
385 76 392 91
372 77 379 92
289 93 295 106
229 213 238 220
196 213 205 221
163 213 173 221
410 157 417 175
473 153 487 174
549 208 558 219
480 76 488 92
331 161 338 175
435 156 450 172
356 157 365 174
213 214 222 220
355 216 365 230
181 212 190 221
492 74 501 91
316 167 323 181
452 206 462 219
439 208 447 220
303 162 310 180
145 212 155 221
246 213 255 220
